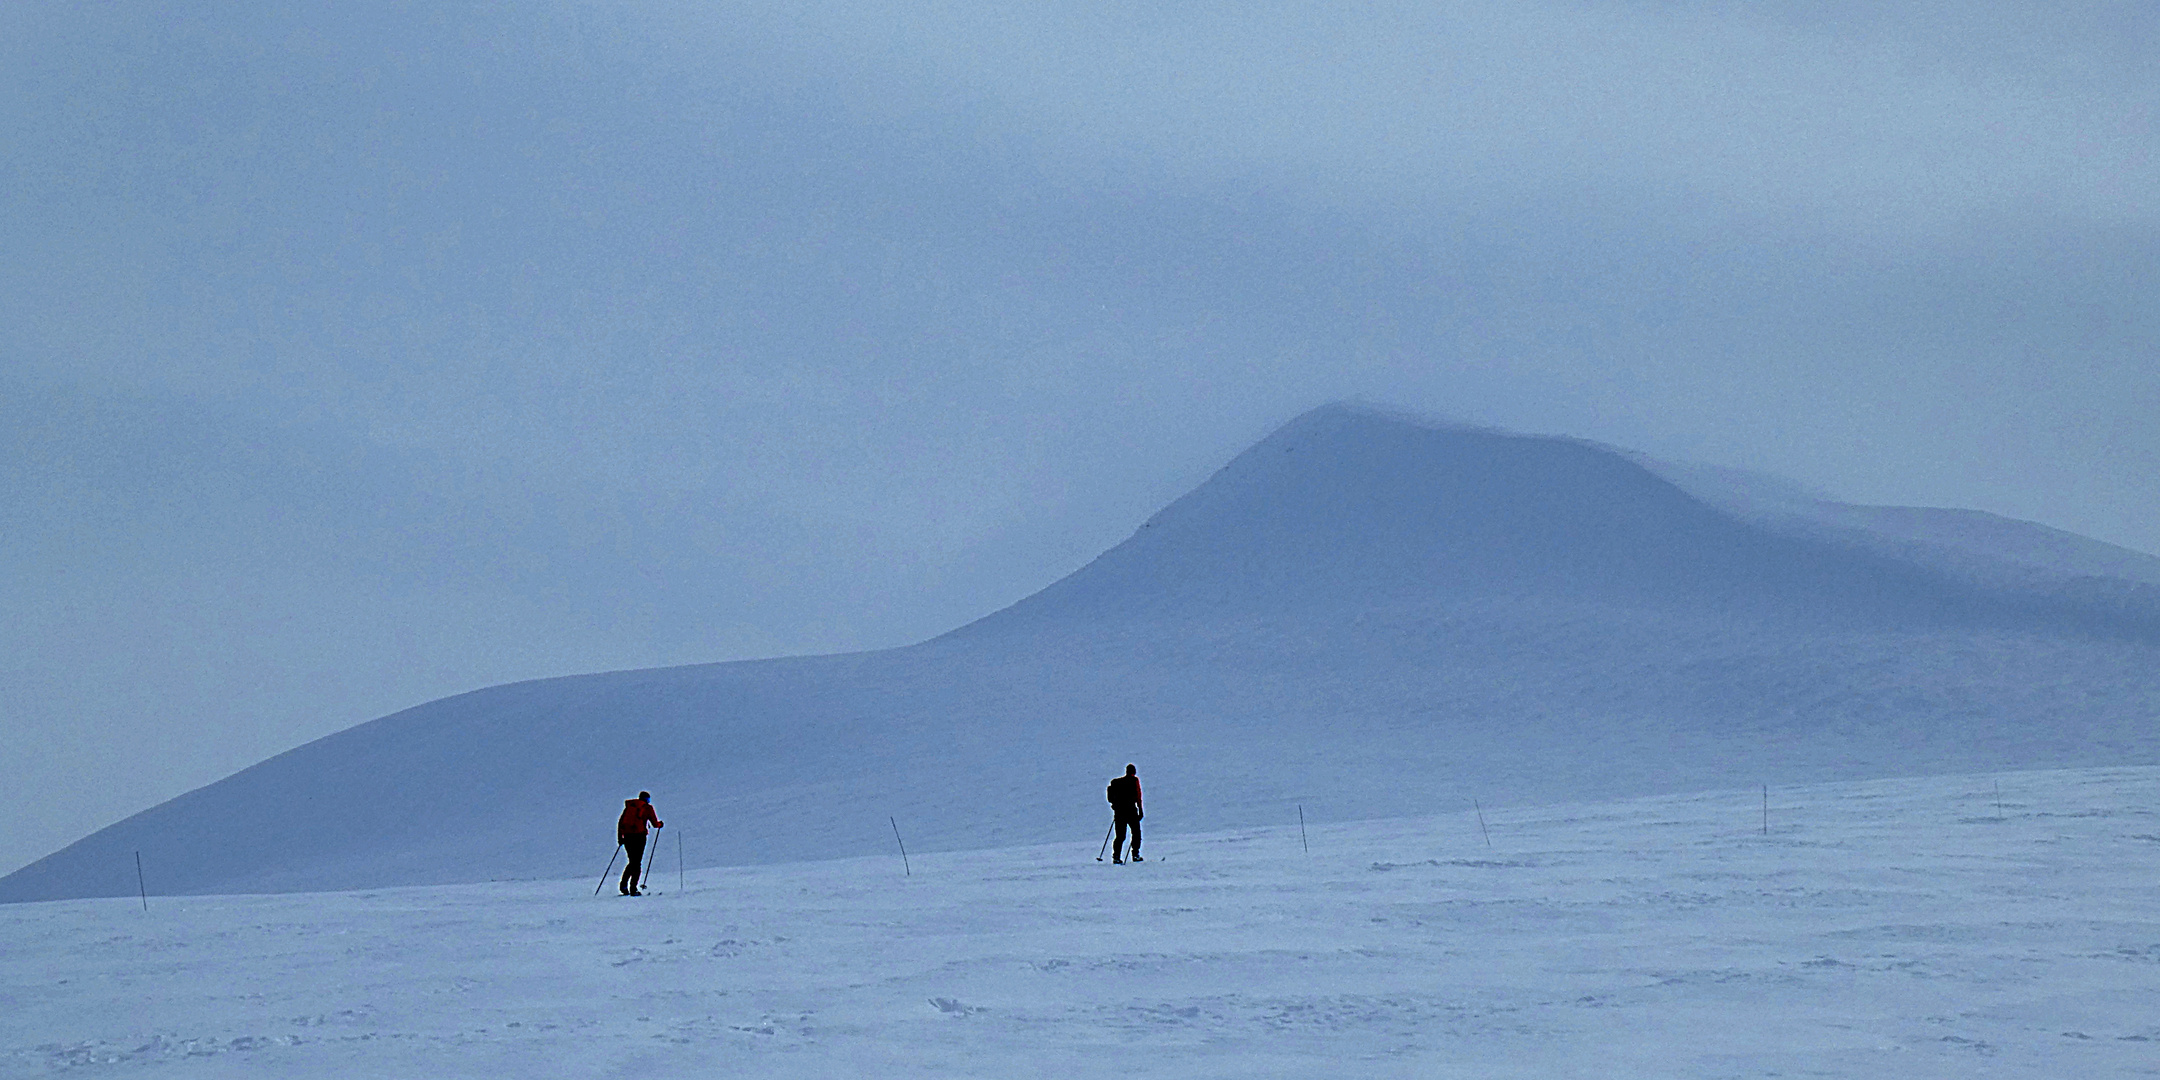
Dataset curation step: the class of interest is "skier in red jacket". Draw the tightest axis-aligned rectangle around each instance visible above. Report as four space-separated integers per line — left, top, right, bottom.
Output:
1107 765 1143 864
617 792 663 895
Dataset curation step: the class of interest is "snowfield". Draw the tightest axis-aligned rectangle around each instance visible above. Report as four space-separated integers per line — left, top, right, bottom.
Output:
7 766 2158 1078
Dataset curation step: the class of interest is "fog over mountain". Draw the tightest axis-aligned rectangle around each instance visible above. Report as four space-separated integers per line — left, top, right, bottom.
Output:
4 1 2155 881
7 406 2155 903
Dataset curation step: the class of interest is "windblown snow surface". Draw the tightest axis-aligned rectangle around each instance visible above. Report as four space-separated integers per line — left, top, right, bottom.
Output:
6 767 2159 1077
6 404 2159 902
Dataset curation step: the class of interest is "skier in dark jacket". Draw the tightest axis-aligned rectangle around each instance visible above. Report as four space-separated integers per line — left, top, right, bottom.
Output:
617 791 663 895
1107 764 1143 863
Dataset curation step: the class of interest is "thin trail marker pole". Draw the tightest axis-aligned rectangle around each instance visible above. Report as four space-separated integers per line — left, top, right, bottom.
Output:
1096 823 1114 862
1762 785 1768 836
678 830 685 895
1474 801 1492 849
890 817 911 876
1298 804 1309 854
134 851 147 912
1995 779 2004 820
594 844 622 896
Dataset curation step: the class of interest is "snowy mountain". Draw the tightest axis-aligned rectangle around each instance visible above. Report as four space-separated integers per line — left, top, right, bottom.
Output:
968 405 2159 633
7 405 2158 902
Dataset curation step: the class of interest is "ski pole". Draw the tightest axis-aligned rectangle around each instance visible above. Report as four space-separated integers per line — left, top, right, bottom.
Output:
1096 822 1114 862
594 843 622 896
644 830 661 891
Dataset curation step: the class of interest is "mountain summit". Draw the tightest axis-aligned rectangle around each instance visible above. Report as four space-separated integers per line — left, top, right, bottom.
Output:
7 406 2158 901
973 404 2123 633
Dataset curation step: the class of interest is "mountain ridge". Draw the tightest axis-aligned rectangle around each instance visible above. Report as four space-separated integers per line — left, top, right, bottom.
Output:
962 403 2158 638
7 405 2158 902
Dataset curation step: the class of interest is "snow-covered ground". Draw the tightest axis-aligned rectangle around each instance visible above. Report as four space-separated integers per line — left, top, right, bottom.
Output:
7 767 2158 1078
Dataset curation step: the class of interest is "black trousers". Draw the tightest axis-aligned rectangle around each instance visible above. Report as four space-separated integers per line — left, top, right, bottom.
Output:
620 833 647 892
1113 811 1141 857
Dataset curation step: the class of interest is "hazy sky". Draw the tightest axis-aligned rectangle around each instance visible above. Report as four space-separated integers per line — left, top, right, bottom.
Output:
3 0 2154 875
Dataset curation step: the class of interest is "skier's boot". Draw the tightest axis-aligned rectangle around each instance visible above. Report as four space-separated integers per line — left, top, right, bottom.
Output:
1130 854 1144 862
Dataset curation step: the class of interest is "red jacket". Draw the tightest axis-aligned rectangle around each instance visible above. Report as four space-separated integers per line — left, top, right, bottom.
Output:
618 799 662 841
1107 775 1141 810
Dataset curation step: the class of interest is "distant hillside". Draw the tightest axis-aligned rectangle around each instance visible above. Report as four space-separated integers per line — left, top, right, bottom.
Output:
7 405 2157 902
966 405 2157 634
1649 456 2160 590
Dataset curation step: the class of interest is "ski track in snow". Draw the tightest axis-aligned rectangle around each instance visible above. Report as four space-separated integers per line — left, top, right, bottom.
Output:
5 767 2160 1078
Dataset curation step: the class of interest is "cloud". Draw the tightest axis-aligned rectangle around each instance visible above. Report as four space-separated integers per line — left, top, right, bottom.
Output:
673 0 2157 236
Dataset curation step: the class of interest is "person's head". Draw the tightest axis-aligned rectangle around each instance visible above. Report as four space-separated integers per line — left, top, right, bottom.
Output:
638 791 651 800
1125 765 1137 776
